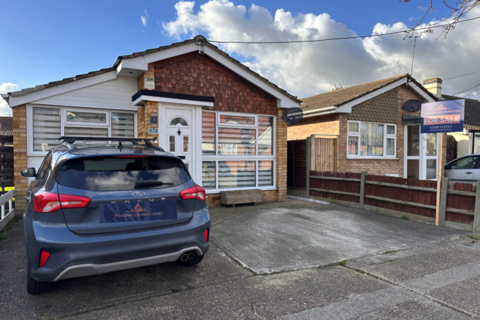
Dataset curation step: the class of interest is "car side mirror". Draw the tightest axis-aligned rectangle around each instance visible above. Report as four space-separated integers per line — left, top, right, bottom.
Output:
21 168 36 178
444 165 450 170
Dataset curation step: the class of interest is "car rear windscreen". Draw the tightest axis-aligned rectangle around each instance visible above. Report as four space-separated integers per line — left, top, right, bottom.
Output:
56 156 191 191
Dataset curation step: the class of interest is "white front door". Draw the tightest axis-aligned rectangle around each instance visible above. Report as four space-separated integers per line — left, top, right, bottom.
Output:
165 108 193 173
404 124 439 180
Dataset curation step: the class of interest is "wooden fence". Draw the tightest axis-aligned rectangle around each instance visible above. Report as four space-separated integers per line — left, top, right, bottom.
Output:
308 171 479 233
287 135 337 191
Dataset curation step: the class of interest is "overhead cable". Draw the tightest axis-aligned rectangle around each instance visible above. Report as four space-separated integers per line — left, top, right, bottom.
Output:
208 16 480 44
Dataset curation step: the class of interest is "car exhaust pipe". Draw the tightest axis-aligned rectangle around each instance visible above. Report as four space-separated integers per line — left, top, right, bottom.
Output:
180 251 197 262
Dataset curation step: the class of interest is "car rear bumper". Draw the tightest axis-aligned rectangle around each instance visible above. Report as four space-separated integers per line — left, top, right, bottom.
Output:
53 246 203 281
26 208 210 282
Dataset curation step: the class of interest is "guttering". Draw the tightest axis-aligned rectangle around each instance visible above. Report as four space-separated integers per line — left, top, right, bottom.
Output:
301 106 337 118
303 110 337 118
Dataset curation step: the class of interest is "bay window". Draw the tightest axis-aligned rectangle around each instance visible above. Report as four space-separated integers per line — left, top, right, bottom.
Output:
347 121 396 158
201 112 275 191
29 106 136 154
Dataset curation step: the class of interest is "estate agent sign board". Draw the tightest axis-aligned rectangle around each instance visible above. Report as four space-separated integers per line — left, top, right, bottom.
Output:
421 100 465 134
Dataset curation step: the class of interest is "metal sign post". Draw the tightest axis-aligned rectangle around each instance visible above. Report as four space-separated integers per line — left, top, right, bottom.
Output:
421 100 465 226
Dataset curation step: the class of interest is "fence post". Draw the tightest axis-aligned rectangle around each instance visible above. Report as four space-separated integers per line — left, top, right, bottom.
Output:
438 178 449 227
306 137 311 198
360 171 367 209
474 180 480 234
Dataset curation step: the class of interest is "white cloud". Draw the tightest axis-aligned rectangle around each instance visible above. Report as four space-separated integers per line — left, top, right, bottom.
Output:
0 83 16 117
162 1 480 99
141 9 149 27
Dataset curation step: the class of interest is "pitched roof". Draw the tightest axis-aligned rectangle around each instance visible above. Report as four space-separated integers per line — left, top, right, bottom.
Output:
443 94 480 131
300 74 437 114
300 74 408 112
8 36 300 103
0 117 13 136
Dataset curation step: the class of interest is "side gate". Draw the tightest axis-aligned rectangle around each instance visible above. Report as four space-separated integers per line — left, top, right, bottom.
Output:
288 135 337 197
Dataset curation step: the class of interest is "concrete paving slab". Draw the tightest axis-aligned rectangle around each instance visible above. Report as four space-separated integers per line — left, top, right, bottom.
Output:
429 274 480 318
279 286 470 320
361 247 480 284
347 237 465 270
356 300 471 320
212 199 466 273
69 267 390 320
402 260 480 294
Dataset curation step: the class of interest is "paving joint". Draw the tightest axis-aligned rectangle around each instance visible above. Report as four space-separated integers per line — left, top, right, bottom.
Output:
343 263 479 319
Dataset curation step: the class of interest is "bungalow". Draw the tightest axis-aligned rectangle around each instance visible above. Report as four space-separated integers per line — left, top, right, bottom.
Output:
288 74 444 179
2 35 301 214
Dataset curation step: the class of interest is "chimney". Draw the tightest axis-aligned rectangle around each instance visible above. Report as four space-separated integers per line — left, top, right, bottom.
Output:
423 78 443 98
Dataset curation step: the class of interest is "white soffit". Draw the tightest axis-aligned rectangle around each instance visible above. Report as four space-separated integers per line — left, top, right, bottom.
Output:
406 81 436 103
133 95 214 108
9 71 117 107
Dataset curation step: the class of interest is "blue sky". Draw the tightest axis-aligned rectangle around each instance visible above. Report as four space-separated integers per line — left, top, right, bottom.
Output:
0 0 455 90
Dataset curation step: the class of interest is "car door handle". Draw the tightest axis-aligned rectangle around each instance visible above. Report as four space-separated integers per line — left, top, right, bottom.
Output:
466 171 473 174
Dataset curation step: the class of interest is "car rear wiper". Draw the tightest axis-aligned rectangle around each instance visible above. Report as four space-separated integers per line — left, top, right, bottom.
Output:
134 181 174 189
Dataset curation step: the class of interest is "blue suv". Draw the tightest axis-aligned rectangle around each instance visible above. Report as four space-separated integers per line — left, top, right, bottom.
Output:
21 137 210 294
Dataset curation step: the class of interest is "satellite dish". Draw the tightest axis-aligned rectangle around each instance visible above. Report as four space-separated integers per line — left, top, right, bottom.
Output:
402 99 422 113
282 107 304 124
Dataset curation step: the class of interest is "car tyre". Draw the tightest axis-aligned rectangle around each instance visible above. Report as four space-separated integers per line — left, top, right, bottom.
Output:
177 253 204 266
27 267 52 295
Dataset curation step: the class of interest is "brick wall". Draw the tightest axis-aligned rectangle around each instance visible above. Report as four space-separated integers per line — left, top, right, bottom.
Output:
276 108 288 201
288 114 340 140
13 105 27 215
152 52 278 115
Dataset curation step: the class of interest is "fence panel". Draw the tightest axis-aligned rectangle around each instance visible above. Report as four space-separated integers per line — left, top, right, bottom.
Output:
308 170 479 232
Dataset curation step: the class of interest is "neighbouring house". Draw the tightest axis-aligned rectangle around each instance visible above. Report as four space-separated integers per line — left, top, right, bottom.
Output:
443 94 480 158
1 35 301 214
288 74 446 179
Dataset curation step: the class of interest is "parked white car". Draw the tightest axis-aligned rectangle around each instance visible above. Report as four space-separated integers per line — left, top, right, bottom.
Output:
444 154 480 182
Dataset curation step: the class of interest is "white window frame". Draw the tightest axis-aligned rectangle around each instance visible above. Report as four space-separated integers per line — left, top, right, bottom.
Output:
64 108 109 126
218 112 257 127
27 104 137 156
202 111 276 193
347 120 397 159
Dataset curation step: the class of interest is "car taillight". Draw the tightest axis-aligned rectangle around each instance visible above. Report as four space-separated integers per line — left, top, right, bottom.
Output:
33 192 91 213
204 229 209 242
180 185 206 201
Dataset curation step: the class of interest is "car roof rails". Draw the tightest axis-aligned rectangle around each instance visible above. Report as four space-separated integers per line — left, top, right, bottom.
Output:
58 137 165 152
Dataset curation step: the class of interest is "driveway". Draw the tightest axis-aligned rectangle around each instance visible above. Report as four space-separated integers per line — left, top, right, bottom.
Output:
1 198 479 319
211 198 461 274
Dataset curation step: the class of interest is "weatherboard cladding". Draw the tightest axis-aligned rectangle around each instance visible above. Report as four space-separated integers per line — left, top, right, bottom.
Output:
347 88 399 124
152 52 277 115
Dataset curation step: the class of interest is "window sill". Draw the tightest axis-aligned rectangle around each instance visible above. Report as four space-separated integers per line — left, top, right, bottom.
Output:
205 187 277 194
347 156 399 160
